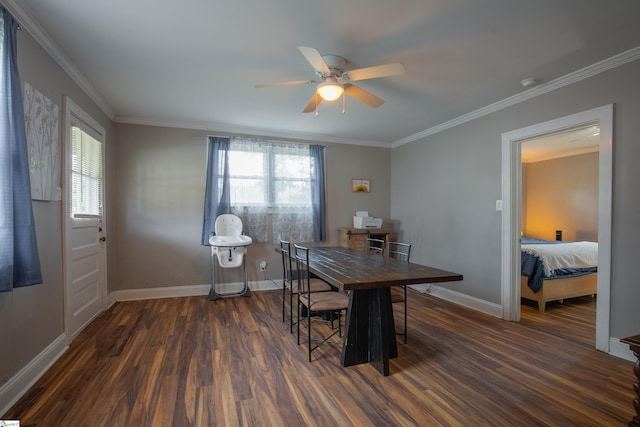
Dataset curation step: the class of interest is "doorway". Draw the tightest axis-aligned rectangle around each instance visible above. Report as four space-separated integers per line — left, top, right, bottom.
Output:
62 96 107 340
500 105 612 352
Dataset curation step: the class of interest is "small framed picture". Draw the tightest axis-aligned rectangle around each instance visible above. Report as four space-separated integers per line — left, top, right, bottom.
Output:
352 179 370 193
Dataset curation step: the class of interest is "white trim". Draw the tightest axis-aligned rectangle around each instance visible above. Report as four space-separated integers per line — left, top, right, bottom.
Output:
115 116 391 148
5 0 639 148
0 334 68 416
392 47 640 148
412 284 503 318
2 0 115 120
609 338 635 362
110 280 281 302
501 105 613 353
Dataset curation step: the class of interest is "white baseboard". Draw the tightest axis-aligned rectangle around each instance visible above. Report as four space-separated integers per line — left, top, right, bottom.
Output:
412 284 635 362
411 284 503 318
110 280 281 302
608 337 635 362
0 334 68 416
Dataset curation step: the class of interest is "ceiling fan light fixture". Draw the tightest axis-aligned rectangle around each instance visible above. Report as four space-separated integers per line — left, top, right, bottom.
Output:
317 78 344 101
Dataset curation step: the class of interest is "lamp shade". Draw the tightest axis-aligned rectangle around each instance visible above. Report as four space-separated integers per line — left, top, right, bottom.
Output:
317 78 344 101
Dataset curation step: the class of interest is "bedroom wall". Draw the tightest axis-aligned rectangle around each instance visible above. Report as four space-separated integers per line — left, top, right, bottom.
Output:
523 152 598 242
390 57 640 340
112 123 391 291
0 29 114 390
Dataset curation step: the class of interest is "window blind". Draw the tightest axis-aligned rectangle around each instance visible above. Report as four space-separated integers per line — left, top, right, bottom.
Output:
71 125 103 216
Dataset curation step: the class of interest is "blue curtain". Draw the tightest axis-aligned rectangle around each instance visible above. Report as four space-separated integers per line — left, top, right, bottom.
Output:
201 136 231 245
310 145 326 241
0 7 43 292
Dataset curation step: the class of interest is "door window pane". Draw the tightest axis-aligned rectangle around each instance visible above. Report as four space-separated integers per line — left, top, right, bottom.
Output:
71 126 103 216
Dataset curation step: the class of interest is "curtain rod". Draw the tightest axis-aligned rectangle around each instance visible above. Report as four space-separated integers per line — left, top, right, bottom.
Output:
206 134 328 148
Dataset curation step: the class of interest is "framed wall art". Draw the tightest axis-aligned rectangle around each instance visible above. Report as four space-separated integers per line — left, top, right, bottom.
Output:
351 179 370 193
24 82 60 201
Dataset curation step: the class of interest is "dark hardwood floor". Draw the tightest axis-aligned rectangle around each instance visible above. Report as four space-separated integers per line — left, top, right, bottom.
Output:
3 290 635 426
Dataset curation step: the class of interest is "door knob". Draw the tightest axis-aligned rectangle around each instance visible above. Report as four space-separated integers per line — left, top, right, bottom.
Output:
99 236 106 242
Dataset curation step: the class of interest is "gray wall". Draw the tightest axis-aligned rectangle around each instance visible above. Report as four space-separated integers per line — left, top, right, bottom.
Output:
112 124 391 290
523 152 598 242
391 58 640 339
0 30 113 386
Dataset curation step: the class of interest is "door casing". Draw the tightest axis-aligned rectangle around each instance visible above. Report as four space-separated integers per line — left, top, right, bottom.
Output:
501 104 612 352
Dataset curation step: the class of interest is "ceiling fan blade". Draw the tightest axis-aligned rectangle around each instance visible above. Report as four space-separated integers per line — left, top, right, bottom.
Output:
344 63 405 82
302 92 322 113
298 46 330 74
344 84 384 108
254 79 314 88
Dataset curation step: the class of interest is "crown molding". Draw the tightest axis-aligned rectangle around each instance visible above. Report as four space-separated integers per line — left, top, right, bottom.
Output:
392 46 640 148
2 0 115 120
115 115 392 148
5 0 638 148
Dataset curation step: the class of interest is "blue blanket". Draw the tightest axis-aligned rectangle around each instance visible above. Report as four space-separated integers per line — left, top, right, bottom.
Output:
521 238 598 293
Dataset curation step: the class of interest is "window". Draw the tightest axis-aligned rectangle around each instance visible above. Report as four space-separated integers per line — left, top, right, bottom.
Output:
71 126 103 217
228 139 314 242
228 140 312 208
202 137 326 244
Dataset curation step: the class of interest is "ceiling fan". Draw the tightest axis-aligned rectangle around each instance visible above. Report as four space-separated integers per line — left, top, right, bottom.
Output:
255 46 405 113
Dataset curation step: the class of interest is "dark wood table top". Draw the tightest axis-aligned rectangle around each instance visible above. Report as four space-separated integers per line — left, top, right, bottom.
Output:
301 246 463 291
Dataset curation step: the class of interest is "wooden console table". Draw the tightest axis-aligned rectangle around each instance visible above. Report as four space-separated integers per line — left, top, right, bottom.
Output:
338 227 391 252
622 334 640 426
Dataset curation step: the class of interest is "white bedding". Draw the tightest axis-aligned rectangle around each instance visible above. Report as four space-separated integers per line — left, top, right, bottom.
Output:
521 241 598 276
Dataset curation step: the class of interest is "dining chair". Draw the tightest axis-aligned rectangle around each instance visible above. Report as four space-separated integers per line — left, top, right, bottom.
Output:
294 244 349 362
367 237 386 255
387 241 412 343
280 239 332 333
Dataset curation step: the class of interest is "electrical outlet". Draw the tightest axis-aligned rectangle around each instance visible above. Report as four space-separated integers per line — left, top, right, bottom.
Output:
259 261 267 271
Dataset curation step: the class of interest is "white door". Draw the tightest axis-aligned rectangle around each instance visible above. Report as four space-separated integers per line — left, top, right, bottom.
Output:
63 97 107 339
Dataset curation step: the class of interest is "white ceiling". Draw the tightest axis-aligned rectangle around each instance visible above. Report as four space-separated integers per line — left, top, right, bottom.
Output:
521 126 600 163
5 0 640 146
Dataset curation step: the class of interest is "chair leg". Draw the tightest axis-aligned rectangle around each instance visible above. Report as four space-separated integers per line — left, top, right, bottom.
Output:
403 286 407 344
290 290 294 333
308 304 312 362
282 285 286 322
297 298 301 345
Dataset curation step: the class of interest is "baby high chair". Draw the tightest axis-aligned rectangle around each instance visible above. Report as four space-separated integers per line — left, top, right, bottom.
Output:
208 214 253 300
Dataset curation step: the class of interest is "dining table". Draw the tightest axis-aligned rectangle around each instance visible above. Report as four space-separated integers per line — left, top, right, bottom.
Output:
292 245 463 376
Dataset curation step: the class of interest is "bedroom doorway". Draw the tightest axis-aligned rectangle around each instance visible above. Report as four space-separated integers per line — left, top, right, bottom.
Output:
500 104 612 353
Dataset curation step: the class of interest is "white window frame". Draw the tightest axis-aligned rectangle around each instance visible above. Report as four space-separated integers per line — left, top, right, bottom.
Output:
228 141 312 208
70 125 103 218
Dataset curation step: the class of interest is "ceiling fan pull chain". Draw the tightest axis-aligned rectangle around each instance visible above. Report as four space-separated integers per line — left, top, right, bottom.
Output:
342 92 346 114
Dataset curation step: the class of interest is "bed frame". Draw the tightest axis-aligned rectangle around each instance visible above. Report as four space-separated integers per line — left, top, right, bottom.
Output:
520 273 597 312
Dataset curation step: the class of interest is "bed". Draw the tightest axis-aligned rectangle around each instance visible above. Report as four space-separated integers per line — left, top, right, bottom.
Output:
520 237 598 312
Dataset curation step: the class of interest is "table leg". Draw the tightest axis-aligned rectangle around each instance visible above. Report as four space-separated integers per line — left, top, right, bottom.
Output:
629 344 640 427
341 288 398 376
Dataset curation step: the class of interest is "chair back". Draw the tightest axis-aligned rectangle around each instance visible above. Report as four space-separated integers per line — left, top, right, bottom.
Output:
214 214 243 236
293 244 312 295
280 239 293 286
367 237 386 255
388 241 411 262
